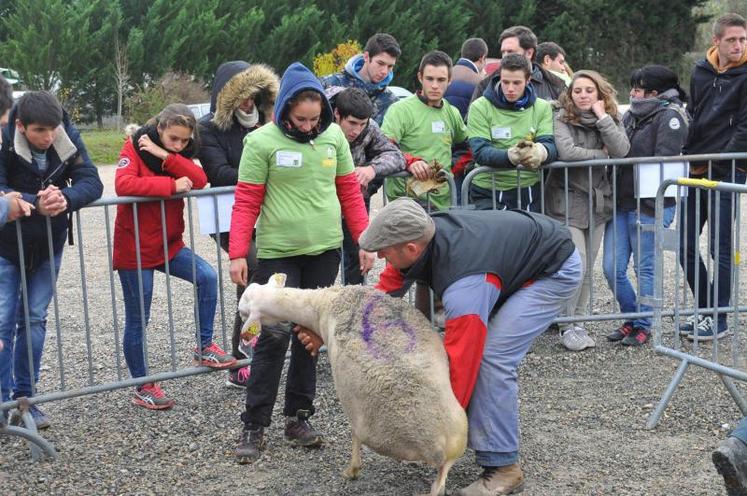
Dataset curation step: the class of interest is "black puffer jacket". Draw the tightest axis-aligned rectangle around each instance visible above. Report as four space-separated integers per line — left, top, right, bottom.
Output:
197 62 279 187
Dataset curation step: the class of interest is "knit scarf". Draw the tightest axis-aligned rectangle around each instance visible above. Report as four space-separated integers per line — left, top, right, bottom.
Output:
132 124 196 176
234 106 259 129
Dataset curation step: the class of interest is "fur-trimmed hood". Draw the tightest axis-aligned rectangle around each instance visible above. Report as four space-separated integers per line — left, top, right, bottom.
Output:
210 62 279 132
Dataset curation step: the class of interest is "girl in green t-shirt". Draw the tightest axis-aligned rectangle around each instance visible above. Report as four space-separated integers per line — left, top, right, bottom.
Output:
228 62 374 463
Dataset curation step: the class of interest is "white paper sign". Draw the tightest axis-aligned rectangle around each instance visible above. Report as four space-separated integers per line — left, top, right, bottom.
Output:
197 192 235 235
431 121 446 133
635 161 688 198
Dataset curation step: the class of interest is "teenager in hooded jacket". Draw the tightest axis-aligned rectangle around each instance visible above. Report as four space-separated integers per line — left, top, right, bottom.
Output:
229 62 372 463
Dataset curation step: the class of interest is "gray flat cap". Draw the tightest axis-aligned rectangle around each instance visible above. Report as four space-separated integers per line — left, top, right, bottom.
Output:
359 198 435 252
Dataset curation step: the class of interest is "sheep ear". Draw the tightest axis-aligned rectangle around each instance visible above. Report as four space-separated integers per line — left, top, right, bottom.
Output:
270 273 287 288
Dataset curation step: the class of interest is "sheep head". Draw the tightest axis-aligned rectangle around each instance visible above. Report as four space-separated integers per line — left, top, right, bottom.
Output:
238 272 287 341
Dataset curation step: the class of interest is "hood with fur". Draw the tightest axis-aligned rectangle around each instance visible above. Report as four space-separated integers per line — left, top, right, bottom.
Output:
210 61 279 132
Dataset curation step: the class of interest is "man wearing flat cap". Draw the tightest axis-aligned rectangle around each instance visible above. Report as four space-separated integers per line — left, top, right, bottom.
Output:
359 197 582 496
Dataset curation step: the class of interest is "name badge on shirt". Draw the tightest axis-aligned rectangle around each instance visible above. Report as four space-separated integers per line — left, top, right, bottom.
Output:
276 151 303 168
491 127 512 140
431 120 446 134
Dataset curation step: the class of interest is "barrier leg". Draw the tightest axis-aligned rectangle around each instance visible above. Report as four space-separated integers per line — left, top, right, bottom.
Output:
645 359 690 429
721 374 747 416
1 425 57 461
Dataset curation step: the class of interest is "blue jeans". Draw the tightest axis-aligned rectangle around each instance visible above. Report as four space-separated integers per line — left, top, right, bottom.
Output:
118 247 217 379
678 171 746 327
732 416 747 444
0 252 62 402
470 250 582 467
603 206 675 330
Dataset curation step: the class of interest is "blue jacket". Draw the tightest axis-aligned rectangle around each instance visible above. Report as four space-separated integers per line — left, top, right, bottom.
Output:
0 107 103 268
445 59 480 119
276 62 334 134
320 54 398 125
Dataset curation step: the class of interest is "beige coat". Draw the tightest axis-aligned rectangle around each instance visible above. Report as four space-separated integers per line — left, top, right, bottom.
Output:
545 110 630 229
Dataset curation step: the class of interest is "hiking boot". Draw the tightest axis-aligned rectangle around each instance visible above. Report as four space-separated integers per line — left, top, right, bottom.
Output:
560 326 595 351
456 463 525 496
236 426 265 464
226 366 250 389
713 437 747 496
194 342 237 369
685 316 730 341
132 383 175 410
607 322 634 342
285 409 323 448
621 328 650 346
9 404 51 430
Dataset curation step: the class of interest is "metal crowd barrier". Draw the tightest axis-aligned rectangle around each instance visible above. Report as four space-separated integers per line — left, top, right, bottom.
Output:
647 172 747 428
0 186 249 460
460 153 747 329
4 153 747 459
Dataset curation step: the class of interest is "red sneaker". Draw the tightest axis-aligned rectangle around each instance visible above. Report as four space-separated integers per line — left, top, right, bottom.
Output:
194 342 237 369
133 383 175 410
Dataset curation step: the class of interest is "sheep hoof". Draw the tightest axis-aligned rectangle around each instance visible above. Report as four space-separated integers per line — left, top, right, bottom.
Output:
343 465 360 480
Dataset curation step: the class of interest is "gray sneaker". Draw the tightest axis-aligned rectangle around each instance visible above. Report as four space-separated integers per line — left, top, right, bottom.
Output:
560 326 596 351
713 437 747 495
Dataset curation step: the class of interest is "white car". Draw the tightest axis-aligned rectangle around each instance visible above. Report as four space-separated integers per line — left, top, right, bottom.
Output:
187 103 211 120
389 85 413 100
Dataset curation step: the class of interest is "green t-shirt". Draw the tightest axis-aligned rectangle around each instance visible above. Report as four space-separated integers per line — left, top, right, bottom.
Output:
381 95 467 210
238 122 354 259
467 96 554 190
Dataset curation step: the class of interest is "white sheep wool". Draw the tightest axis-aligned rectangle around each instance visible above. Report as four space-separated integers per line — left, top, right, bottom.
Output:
237 276 467 496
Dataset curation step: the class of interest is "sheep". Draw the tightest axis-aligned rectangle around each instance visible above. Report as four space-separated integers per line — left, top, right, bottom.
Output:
238 273 468 496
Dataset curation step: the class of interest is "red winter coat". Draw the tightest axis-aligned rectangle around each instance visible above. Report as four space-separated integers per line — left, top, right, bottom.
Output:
113 138 207 270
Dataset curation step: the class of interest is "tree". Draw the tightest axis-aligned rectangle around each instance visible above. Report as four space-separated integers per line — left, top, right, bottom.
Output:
114 35 130 130
0 0 81 90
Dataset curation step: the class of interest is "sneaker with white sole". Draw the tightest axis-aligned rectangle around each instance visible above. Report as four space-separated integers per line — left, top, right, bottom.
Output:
685 316 730 341
133 383 175 410
226 366 250 389
194 342 237 369
679 314 706 335
560 326 596 351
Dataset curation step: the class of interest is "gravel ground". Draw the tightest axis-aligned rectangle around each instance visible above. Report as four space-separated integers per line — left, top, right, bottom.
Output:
1 164 745 495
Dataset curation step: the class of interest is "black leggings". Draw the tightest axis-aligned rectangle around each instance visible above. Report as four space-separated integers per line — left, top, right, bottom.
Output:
241 249 341 428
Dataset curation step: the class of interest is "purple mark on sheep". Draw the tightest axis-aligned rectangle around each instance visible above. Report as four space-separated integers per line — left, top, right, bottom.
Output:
361 294 417 359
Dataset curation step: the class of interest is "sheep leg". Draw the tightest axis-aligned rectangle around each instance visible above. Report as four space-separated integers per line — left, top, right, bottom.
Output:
342 434 362 480
429 459 456 496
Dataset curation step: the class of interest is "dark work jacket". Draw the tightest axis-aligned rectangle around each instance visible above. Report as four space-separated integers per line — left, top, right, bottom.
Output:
686 58 747 175
392 209 575 312
0 107 103 269
619 95 687 216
